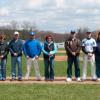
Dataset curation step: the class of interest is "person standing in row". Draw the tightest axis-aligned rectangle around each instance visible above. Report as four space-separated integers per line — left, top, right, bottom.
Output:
65 31 81 82
9 31 23 81
23 32 42 81
82 31 97 81
95 32 100 81
0 33 9 81
42 34 57 81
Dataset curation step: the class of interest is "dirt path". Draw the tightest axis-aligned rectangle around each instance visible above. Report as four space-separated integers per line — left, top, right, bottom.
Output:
0 77 100 84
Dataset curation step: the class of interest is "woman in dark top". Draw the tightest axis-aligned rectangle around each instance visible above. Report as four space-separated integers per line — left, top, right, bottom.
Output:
0 33 9 81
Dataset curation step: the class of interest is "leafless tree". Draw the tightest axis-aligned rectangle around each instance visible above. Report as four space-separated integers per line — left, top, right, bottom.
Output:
10 21 19 30
21 21 37 31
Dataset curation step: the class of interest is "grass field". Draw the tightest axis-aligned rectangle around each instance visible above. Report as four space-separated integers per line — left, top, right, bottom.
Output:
0 84 100 100
0 50 100 100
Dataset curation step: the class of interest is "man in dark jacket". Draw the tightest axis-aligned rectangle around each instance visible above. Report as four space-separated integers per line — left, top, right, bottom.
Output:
9 31 23 81
65 31 81 82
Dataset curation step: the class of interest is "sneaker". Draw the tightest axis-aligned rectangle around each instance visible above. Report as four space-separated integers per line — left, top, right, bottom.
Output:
25 76 29 80
2 78 6 81
92 78 97 81
45 78 49 81
18 78 22 81
97 78 100 81
10 78 16 81
66 77 72 82
50 78 54 82
76 77 81 82
36 77 41 81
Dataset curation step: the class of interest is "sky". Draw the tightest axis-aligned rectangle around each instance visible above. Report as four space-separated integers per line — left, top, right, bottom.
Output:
0 0 100 33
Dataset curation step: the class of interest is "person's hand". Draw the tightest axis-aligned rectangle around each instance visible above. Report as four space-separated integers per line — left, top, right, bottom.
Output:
14 53 17 56
35 56 39 60
72 52 76 56
88 53 93 59
88 53 93 57
26 56 30 59
0 55 3 59
48 53 52 56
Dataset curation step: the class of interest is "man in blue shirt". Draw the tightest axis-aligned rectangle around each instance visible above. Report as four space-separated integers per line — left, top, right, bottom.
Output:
23 31 42 80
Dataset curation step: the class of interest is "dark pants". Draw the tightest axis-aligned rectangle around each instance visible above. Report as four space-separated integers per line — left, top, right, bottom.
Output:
44 58 54 80
67 56 80 78
95 55 100 78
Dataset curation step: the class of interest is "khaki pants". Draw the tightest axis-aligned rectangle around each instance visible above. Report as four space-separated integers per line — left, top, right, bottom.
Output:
82 54 97 80
25 58 41 80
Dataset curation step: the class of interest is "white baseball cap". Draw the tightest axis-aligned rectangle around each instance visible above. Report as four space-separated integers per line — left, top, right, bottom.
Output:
14 31 19 35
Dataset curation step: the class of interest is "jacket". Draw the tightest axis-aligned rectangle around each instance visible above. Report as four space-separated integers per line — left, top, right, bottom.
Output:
9 38 23 57
65 37 81 56
42 41 57 59
0 41 9 59
23 39 42 58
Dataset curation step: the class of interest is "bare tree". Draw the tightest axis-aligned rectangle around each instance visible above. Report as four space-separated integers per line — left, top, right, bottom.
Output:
10 21 19 30
21 21 37 31
77 27 89 40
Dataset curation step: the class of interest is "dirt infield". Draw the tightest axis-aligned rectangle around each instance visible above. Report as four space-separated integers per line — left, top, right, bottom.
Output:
0 77 100 84
39 56 67 61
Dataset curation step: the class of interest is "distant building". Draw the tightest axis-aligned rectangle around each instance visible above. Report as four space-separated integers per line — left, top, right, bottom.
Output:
56 42 64 48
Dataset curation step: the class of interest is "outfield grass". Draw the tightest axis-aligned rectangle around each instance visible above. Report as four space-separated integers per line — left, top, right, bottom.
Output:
0 84 100 100
1 52 99 100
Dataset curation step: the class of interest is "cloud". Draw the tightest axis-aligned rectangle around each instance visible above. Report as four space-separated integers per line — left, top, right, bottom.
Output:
28 0 49 8
0 0 100 32
0 8 9 16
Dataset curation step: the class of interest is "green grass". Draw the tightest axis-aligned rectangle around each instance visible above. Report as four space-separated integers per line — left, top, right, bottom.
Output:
0 84 100 100
1 51 99 100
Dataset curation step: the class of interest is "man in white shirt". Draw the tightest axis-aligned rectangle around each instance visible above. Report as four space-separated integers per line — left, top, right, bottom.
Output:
82 31 97 81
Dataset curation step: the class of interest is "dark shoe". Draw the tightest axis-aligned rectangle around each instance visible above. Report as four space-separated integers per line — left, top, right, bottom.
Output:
0 79 2 81
50 79 54 81
10 78 16 81
2 78 6 81
18 78 22 81
92 79 97 81
45 78 49 81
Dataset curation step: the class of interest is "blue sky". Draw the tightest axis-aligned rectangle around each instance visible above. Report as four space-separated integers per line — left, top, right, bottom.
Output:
0 0 100 33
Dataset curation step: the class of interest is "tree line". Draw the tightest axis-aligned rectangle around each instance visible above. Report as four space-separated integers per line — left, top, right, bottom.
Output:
0 21 99 42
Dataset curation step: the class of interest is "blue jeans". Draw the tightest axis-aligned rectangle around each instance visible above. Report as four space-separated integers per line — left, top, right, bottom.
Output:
44 58 55 80
0 59 6 80
67 56 80 78
11 56 22 79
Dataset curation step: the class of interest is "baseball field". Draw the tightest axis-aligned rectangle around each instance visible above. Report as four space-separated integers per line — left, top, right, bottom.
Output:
0 50 100 100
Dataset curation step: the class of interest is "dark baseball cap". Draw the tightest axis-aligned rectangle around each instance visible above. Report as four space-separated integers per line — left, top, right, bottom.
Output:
70 30 75 34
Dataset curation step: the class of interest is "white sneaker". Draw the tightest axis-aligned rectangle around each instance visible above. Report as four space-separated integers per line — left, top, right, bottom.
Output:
25 74 29 80
97 78 100 81
66 78 72 82
76 77 81 82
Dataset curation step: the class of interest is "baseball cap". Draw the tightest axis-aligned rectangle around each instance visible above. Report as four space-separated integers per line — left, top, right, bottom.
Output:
70 30 75 34
14 31 19 35
86 31 91 34
29 32 36 35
